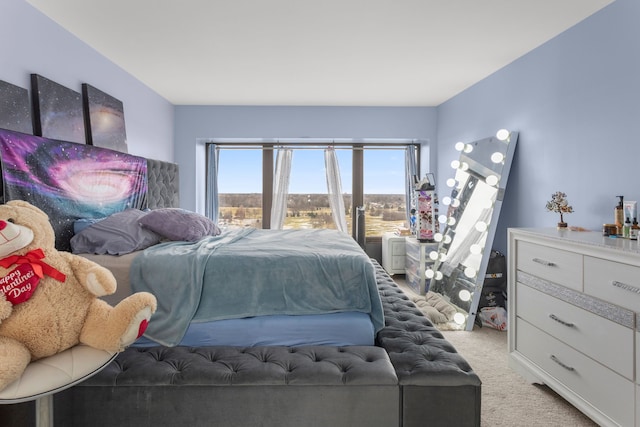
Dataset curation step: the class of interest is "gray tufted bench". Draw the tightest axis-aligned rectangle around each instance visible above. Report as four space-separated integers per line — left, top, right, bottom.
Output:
1 260 480 427
375 262 482 426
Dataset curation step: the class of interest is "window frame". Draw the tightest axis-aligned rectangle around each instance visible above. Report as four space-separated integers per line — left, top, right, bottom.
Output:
208 140 421 239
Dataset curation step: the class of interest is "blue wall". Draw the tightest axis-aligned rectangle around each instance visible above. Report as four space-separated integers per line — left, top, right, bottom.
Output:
174 106 437 213
1 0 174 161
437 0 636 252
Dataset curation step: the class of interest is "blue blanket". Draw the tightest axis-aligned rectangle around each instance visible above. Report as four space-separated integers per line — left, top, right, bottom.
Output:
130 228 384 346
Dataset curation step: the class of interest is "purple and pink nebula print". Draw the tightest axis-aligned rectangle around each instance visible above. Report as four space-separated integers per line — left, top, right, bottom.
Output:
0 128 146 250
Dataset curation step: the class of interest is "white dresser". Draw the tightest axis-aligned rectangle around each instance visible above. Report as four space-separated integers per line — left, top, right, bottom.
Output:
382 232 406 275
508 228 640 427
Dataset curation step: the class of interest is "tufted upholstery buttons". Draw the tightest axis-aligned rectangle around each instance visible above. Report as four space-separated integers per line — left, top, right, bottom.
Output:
146 159 180 209
85 345 397 387
373 261 480 387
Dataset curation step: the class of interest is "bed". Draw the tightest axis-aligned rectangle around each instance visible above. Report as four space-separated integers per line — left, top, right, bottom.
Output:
0 129 481 427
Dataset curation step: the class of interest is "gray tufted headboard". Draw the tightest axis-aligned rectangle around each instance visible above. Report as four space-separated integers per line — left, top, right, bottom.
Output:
146 159 180 209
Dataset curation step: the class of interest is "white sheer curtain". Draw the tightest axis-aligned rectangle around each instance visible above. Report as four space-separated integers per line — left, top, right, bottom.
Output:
405 145 418 227
324 147 348 233
206 144 220 223
270 148 293 229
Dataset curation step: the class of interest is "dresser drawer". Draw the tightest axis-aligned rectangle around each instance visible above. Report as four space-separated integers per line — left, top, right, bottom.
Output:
389 255 405 271
405 254 418 276
404 270 424 294
516 319 635 427
389 240 406 256
517 240 582 291
584 256 640 312
516 283 634 380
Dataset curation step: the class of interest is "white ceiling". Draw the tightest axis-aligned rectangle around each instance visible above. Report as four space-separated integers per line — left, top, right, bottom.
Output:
25 0 614 106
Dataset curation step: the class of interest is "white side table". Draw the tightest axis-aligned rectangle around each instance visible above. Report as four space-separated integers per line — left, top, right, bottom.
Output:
0 345 117 426
382 232 407 275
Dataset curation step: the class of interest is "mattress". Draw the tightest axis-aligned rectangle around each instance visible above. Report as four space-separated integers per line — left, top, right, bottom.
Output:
133 312 375 347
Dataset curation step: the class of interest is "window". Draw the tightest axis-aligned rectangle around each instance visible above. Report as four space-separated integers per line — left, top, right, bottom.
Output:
284 149 352 230
216 148 263 229
363 149 407 236
210 141 419 238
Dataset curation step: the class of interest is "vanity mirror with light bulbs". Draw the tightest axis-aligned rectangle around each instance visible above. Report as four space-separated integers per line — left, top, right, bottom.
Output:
427 130 518 330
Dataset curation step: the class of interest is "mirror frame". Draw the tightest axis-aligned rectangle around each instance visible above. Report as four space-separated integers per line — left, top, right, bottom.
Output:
429 130 518 330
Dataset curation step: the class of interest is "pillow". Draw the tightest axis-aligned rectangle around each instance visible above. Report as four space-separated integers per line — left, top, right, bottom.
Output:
139 208 221 242
70 209 161 255
73 217 105 234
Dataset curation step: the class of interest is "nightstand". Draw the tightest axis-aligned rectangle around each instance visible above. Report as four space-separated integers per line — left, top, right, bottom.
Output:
382 232 406 275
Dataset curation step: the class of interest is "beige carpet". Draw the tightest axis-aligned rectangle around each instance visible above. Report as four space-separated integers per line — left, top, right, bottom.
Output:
441 326 598 427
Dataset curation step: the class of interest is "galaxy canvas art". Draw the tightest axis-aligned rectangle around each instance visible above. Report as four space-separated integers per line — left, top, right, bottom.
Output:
0 80 32 135
82 83 128 153
31 74 86 144
0 128 147 250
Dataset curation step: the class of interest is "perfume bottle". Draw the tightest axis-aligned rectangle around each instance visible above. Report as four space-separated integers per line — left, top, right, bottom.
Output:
623 217 631 238
631 218 639 240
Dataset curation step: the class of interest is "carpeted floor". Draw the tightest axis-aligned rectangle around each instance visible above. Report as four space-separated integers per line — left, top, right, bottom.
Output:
441 326 597 427
393 276 597 426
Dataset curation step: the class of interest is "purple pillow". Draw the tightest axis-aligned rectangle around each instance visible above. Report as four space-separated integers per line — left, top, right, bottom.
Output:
70 209 161 255
139 208 221 242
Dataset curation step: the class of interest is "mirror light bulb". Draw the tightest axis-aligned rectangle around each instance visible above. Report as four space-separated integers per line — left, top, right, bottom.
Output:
459 290 472 302
475 221 488 232
451 198 460 207
496 129 510 141
429 251 439 261
442 196 451 206
454 142 465 151
435 271 443 280
443 235 452 244
461 162 469 171
453 312 466 325
439 253 448 262
425 268 435 279
451 160 460 169
486 175 499 186
470 244 482 254
447 217 457 226
434 233 443 242
446 178 456 188
491 152 504 163
463 144 473 153
481 198 493 209
438 214 448 223
464 266 477 278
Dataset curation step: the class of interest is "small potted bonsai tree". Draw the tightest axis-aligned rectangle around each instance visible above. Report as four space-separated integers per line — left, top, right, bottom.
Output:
546 191 574 229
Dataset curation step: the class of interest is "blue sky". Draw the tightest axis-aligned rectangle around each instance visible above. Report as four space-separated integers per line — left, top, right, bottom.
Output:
217 148 406 194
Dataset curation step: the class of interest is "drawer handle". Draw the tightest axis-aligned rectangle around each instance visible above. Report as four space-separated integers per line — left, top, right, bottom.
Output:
532 258 556 267
550 355 575 372
549 314 574 328
611 280 640 294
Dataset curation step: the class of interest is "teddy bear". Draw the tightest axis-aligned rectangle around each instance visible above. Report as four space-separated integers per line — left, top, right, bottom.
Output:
0 200 157 392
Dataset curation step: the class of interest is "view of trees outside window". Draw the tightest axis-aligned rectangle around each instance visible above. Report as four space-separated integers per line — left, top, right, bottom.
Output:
217 148 263 228
363 149 407 236
215 146 410 237
283 149 351 230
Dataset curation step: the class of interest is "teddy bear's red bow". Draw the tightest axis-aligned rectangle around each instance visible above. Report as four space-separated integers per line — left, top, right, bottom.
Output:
0 249 66 282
